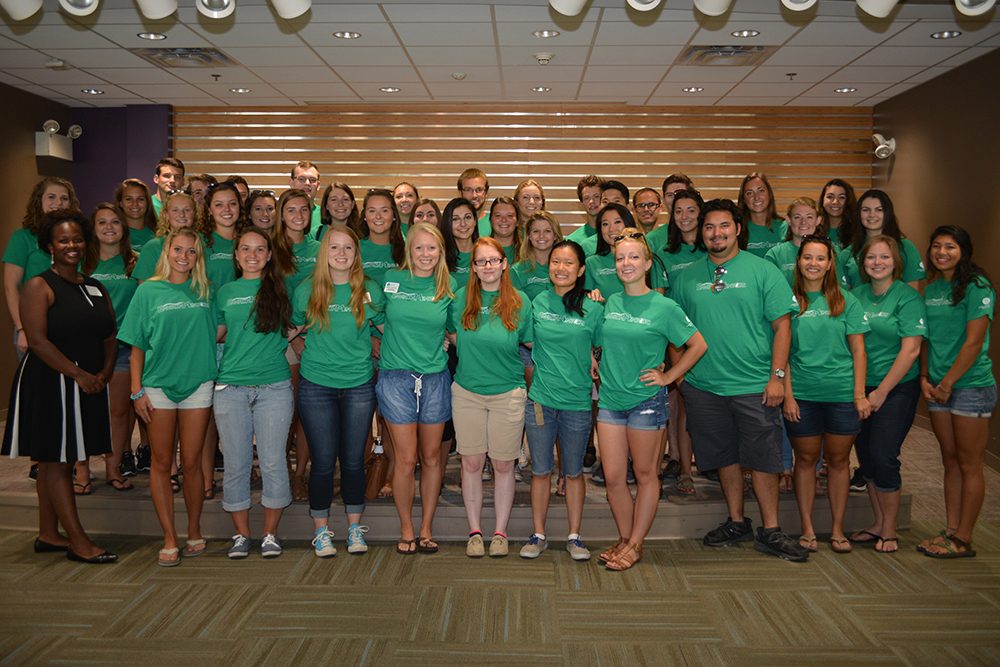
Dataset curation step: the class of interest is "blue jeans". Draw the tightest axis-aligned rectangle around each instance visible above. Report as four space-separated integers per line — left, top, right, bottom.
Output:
298 377 376 518
524 398 591 478
213 380 294 512
855 379 919 492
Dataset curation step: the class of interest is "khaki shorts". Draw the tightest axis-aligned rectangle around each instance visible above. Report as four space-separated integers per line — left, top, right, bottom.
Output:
452 383 526 461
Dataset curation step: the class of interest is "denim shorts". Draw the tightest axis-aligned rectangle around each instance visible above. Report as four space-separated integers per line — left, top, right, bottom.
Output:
926 384 997 418
145 381 215 410
518 344 533 369
113 344 131 373
376 368 451 425
784 399 861 438
597 388 667 431
524 398 591 477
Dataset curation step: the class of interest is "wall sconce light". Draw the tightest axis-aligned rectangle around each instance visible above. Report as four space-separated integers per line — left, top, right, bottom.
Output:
36 120 82 161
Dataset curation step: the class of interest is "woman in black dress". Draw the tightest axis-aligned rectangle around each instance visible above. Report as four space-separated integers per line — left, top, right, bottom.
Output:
2 210 118 563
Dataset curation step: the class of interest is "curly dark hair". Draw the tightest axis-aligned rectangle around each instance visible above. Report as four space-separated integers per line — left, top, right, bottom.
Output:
37 208 90 251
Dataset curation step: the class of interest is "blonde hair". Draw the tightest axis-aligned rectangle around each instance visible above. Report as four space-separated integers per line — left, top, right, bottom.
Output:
517 210 563 267
149 228 210 301
403 222 453 301
306 224 368 331
784 196 827 241
157 191 198 237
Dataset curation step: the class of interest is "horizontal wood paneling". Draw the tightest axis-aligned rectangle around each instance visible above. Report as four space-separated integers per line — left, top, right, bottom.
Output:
174 104 873 232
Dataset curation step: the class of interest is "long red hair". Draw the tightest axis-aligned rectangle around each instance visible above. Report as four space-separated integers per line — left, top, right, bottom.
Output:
461 237 522 332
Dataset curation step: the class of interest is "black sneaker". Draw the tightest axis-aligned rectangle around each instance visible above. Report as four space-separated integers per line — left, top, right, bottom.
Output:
590 461 605 486
663 459 681 479
119 450 137 477
754 526 809 562
214 450 225 472
703 517 753 547
135 444 151 473
582 448 597 473
849 468 867 493
28 464 38 481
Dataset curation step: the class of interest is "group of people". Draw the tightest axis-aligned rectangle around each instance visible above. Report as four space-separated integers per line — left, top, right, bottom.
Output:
1 158 994 570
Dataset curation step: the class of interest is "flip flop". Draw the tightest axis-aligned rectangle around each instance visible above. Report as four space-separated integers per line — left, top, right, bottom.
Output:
106 478 134 492
73 482 93 496
158 547 180 567
830 537 853 554
396 539 416 555
922 535 976 559
183 539 207 557
875 537 899 554
849 529 881 545
417 537 439 554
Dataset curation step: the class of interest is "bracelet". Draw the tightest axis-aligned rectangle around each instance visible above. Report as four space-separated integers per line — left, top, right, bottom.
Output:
129 388 145 401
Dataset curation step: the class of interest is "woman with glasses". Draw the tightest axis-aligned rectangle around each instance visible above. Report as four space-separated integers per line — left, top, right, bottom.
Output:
783 236 870 554
114 179 158 252
764 198 826 285
837 189 924 290
848 235 925 553
319 182 360 239
448 237 533 558
247 190 278 232
738 172 787 258
596 228 706 571
917 225 995 559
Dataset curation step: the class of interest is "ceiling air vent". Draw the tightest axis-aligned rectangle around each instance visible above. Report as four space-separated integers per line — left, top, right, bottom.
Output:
131 47 237 68
675 45 777 66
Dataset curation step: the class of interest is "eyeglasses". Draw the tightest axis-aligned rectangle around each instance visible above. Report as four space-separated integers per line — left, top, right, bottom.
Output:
294 176 319 185
635 202 660 210
711 265 727 293
461 187 487 195
613 232 646 243
473 256 505 267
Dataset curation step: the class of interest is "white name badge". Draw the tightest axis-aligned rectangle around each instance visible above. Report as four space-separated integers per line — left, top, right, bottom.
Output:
85 285 103 297
384 282 399 294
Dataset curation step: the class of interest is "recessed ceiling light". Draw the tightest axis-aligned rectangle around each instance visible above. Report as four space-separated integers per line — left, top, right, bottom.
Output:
532 29 560 38
834 87 857 93
531 86 551 93
379 86 401 93
137 32 167 41
731 29 760 38
333 31 362 39
930 30 962 39
682 86 704 93
451 72 467 80
230 87 252 94
80 88 104 95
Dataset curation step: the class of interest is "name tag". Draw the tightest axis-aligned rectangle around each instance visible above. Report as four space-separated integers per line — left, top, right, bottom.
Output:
85 285 103 297
364 291 372 304
384 282 399 294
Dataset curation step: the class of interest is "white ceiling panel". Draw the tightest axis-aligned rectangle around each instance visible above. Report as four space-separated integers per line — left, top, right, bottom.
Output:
763 45 872 67
185 25 305 48
119 83 214 98
743 66 840 83
292 22 401 48
691 21 801 46
331 65 421 83
350 82 431 99
499 45 591 66
43 49 151 68
504 65 584 82
166 68 266 85
0 25 114 49
85 68 188 85
86 23 212 49
727 81 815 97
798 83 892 99
426 81 502 96
904 67 950 85
882 21 997 47
272 82 357 97
584 65 667 82
784 19 913 47
243 46 336 67
589 44 684 65
663 65 754 83
851 45 964 67
980 33 1000 47
497 26 596 47
938 46 996 67
409 45 498 66
418 66 500 82
646 96 721 106
43 83 145 98
314 45 411 66
305 3 388 23
600 7 696 22
593 20 700 46
4 67 113 85
0 50 53 68
795 97 866 107
826 66 925 84
572 80 657 97
174 5 278 24
383 3 492 23
251 67 340 84
653 82 732 97
394 21 494 46
714 96 792 106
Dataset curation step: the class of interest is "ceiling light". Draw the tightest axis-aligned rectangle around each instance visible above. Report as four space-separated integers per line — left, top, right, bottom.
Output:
59 0 99 16
780 0 818 10
731 29 760 38
230 87 252 93
0 0 43 21
872 133 896 159
532 29 560 38
333 31 361 39
67 124 83 140
549 0 587 15
626 0 662 10
693 0 734 16
451 72 466 80
269 0 310 19
81 88 105 95
42 120 60 135
856 0 898 18
135 0 176 19
138 32 167 40
930 30 962 39
196 0 235 19
682 87 705 93
955 0 995 16
531 86 551 93
834 87 857 93
379 87 401 93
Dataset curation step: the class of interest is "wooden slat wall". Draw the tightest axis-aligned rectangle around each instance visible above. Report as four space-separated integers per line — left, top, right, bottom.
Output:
173 104 873 233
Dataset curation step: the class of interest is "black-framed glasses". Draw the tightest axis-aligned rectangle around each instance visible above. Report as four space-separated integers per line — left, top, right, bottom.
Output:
635 202 660 210
613 231 646 243
712 265 727 293
473 256 505 267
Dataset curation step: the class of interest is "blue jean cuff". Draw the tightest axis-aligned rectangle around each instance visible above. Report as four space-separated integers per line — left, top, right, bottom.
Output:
344 503 366 515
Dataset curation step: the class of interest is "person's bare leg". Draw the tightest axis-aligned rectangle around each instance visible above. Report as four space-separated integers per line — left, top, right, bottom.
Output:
876 490 901 551
262 507 283 536
104 371 131 480
565 474 585 535
597 422 634 540
626 428 664 545
791 436 822 537
530 472 552 535
461 452 486 534
231 509 251 537
952 415 988 544
178 408 211 542
148 409 180 549
929 411 961 533
38 462 104 558
824 434 854 541
717 463 746 521
491 458 516 536
751 471 781 529
417 422 445 541
387 422 418 542
377 414 395 496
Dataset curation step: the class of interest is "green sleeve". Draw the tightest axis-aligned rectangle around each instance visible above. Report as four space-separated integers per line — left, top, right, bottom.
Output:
965 279 996 323
761 263 797 322
518 295 533 344
901 239 926 282
843 292 870 335
2 229 30 267
897 287 928 338
291 280 309 328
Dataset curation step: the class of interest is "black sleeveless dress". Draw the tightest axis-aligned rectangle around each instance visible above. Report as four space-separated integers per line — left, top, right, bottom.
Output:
2 271 114 462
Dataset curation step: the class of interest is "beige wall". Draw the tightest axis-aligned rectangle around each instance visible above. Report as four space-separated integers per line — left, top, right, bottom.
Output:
0 84 72 408
872 48 1000 463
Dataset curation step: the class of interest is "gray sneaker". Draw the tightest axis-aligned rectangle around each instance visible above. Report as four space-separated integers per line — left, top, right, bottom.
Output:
228 534 251 559
519 534 548 559
260 533 283 558
565 537 592 561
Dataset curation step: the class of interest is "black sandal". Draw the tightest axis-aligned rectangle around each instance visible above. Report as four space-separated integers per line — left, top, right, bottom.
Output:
170 474 182 493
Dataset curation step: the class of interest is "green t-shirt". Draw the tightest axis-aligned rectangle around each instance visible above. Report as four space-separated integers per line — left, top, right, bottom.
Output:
598 290 697 411
90 255 138 330
118 279 217 402
477 213 491 240
292 278 385 389
528 289 603 411
789 290 870 402
151 194 163 217
838 238 925 289
584 252 667 298
851 281 927 386
453 250 472 281
205 233 236 289
654 243 707 298
289 237 321 293
133 237 164 281
2 228 51 284
311 206 322 233
745 218 787 258
645 224 669 252
672 252 797 396
128 226 155 253
379 268 457 373
565 223 596 246
450 288 533 395
215 278 290 385
579 235 599 257
511 260 551 301
924 277 995 389
763 241 799 285
360 238 397 286
499 242 517 264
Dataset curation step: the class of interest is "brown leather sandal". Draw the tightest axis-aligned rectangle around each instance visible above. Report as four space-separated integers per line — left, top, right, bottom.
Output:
605 543 643 571
599 537 627 563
